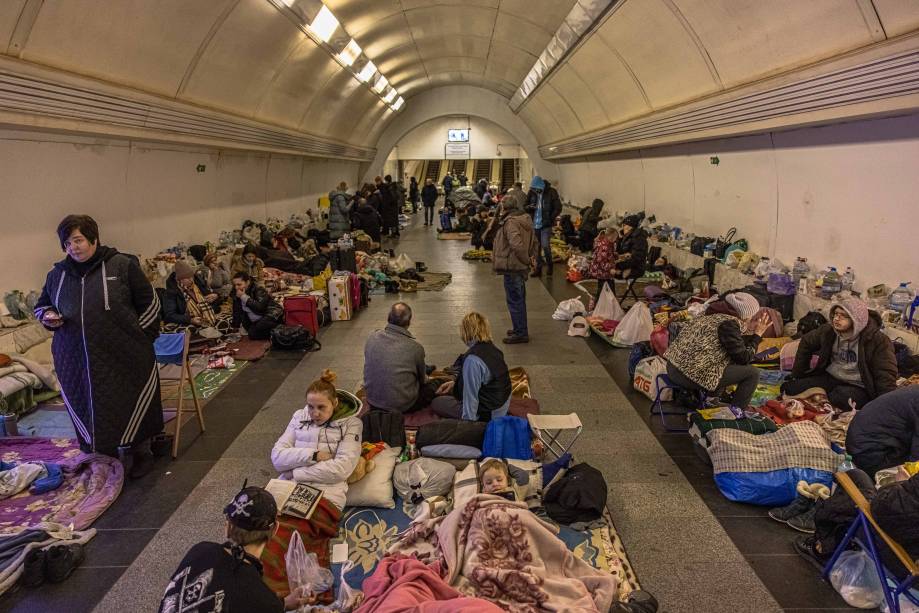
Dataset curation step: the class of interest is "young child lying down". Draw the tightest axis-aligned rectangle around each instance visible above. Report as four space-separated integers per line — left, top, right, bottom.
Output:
478 458 517 501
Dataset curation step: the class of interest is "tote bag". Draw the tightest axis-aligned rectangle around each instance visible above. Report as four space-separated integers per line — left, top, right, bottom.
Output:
593 283 625 321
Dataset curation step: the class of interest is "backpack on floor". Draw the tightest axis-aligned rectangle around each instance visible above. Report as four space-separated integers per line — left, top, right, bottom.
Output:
543 462 607 525
482 416 532 460
270 324 321 352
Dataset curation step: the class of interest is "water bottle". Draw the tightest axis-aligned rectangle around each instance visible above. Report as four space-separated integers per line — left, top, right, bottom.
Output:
792 257 810 284
838 454 855 472
841 267 855 292
822 267 842 297
889 282 915 316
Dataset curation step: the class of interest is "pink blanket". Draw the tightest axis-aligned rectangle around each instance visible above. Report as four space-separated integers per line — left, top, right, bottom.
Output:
389 494 617 612
355 554 503 613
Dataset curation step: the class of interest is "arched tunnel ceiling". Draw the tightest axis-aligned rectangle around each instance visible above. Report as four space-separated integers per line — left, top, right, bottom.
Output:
2 0 919 159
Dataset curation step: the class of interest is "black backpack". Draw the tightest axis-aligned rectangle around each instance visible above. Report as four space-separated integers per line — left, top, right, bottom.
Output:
544 463 607 525
362 410 406 449
796 311 828 338
270 324 321 352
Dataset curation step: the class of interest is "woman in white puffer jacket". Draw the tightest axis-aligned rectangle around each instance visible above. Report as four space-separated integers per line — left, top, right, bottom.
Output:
270 369 363 511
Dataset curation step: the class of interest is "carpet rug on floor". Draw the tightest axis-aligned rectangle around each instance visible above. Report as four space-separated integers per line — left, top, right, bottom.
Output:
338 497 639 600
436 232 472 240
182 359 248 401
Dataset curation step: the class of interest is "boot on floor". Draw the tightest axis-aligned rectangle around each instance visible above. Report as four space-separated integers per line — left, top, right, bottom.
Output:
767 480 826 524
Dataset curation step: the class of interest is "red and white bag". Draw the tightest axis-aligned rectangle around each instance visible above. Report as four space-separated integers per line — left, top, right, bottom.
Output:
633 356 672 401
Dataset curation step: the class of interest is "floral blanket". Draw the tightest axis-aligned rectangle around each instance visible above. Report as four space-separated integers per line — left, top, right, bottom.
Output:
0 437 123 534
388 494 618 613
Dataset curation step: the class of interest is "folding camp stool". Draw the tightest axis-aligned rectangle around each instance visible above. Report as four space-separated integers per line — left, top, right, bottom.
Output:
650 373 709 432
615 276 642 308
822 471 919 613
527 413 582 460
155 331 204 458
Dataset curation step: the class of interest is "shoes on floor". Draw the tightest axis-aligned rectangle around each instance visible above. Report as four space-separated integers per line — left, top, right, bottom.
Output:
793 535 830 572
788 505 818 533
129 451 156 479
20 548 46 588
45 543 85 583
768 481 829 526
610 590 659 613
502 335 529 344
150 433 173 458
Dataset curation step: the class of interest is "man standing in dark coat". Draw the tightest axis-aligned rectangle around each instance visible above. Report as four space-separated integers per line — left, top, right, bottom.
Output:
421 179 439 227
526 176 562 277
35 215 163 478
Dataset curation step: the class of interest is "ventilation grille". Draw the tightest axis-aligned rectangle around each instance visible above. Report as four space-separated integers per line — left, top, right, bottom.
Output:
540 48 919 158
0 70 375 161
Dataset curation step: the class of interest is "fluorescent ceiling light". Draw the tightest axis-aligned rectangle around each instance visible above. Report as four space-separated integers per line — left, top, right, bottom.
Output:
281 0 296 6
373 74 389 94
338 39 361 66
392 96 404 111
357 61 377 83
383 88 397 103
309 5 338 43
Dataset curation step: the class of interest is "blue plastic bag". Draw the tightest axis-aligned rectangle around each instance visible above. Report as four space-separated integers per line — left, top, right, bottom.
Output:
483 416 532 460
714 468 833 506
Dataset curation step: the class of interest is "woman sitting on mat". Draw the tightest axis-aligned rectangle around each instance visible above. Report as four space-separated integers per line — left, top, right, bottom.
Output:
264 369 363 598
431 312 512 422
664 293 773 410
231 272 283 341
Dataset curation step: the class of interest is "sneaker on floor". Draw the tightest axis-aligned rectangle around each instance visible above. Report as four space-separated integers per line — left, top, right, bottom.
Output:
768 495 814 524
793 535 829 572
20 548 46 588
45 543 85 583
502 335 529 344
787 505 817 533
129 451 156 479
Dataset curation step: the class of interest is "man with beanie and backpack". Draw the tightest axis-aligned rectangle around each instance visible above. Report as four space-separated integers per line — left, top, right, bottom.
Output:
159 485 313 612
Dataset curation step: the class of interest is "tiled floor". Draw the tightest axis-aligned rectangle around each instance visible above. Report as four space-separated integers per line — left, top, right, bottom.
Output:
2 218 850 612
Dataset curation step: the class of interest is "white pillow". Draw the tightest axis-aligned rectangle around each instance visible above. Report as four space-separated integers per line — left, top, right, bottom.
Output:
345 446 401 509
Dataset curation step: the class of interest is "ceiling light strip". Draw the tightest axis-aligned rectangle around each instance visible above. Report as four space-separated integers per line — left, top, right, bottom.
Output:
509 0 617 112
268 0 403 112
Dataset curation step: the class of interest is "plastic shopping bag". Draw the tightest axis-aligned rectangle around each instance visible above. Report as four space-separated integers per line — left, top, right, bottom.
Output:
553 296 586 321
633 356 671 401
612 302 653 346
593 283 625 321
829 550 885 609
286 531 334 601
392 253 413 273
313 559 363 613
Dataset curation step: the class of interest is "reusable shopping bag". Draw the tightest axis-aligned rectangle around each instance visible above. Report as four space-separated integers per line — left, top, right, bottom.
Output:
612 302 653 346
650 324 669 355
593 283 625 321
633 356 672 401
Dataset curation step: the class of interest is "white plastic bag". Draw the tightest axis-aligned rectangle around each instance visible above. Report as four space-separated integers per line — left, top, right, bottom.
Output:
612 302 653 346
829 550 885 609
633 356 672 401
316 559 363 613
592 283 625 321
687 295 719 318
553 297 586 321
286 531 334 600
391 253 414 273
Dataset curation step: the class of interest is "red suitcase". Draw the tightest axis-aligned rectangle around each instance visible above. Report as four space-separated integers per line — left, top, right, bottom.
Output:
349 273 362 310
284 295 319 336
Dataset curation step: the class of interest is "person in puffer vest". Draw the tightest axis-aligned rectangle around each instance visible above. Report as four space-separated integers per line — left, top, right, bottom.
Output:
431 312 512 422
664 293 773 409
783 297 897 410
35 215 164 478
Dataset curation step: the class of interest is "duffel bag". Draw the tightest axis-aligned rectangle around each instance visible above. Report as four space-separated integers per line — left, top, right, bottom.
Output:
270 324 321 352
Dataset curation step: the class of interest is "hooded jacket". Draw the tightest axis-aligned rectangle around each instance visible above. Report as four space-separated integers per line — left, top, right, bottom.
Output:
328 190 352 239
791 298 897 399
34 246 163 455
492 208 538 275
579 200 605 236
350 201 382 242
526 177 562 231
846 386 919 477
231 282 283 329
270 391 363 511
614 227 649 276
162 273 211 325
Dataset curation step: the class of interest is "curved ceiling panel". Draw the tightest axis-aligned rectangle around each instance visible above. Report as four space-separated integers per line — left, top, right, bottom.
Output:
0 1 28 51
20 0 234 97
672 0 876 88
300 68 364 134
520 92 565 142
874 0 919 36
564 37 651 124
531 82 583 135
255 40 341 129
547 63 610 131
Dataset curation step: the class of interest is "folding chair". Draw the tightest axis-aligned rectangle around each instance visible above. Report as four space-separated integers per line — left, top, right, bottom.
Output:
822 471 919 613
649 373 712 432
527 413 582 460
615 276 641 307
154 332 204 458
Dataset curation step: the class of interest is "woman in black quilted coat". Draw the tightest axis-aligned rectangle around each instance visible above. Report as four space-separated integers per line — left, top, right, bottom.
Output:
34 215 163 477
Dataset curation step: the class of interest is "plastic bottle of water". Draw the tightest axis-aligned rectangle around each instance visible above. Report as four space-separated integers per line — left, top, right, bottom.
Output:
889 282 915 316
792 257 810 284
841 267 855 292
838 454 855 472
822 267 842 296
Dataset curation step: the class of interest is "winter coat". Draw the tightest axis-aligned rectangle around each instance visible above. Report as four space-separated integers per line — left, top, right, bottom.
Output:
351 202 382 242
493 209 538 275
872 470 919 565
379 183 399 228
34 246 163 455
579 200 605 236
231 282 283 330
363 324 427 413
421 184 438 207
328 190 352 239
199 264 231 300
230 255 264 285
442 175 454 193
587 232 617 280
526 186 562 230
614 228 649 276
409 180 419 203
473 181 487 200
270 391 363 511
162 273 211 325
846 386 919 477
664 314 760 391
791 300 897 399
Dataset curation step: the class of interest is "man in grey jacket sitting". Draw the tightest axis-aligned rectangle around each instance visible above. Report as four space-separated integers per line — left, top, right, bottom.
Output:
363 303 436 413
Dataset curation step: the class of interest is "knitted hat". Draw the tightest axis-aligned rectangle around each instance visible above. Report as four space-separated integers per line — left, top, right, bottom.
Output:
223 485 277 531
622 213 644 229
725 292 760 321
174 261 195 281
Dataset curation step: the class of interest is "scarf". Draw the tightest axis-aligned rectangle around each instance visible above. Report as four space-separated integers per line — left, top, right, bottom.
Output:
182 282 216 326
